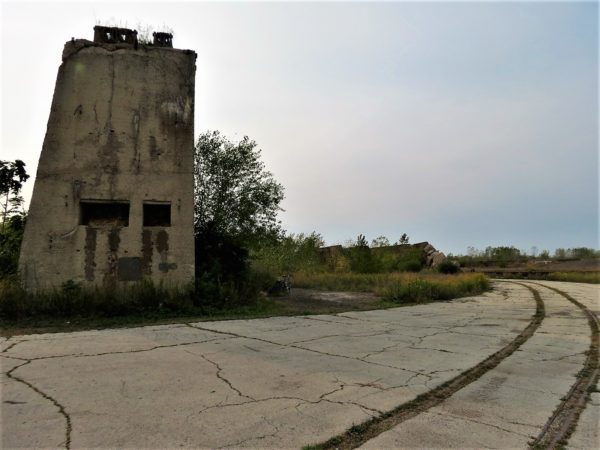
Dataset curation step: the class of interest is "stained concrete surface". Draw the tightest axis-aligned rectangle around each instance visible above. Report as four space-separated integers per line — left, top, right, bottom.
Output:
1 281 597 448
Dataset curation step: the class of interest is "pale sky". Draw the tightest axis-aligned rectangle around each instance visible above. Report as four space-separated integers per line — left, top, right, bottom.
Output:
1 0 598 254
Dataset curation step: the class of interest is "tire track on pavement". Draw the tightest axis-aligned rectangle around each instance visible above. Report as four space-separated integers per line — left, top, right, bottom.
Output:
526 282 599 449
306 282 545 450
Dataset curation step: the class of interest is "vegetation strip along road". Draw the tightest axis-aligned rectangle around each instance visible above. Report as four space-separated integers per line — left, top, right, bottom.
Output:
528 282 600 449
305 282 546 450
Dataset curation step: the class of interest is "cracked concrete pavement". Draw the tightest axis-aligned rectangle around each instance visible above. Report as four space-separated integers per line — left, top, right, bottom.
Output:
1 281 597 448
360 281 599 449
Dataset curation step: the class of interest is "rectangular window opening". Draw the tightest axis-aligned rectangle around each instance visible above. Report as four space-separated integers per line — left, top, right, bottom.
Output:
80 201 130 227
143 202 171 227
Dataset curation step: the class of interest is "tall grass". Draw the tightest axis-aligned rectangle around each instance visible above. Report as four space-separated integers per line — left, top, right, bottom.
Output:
0 278 196 320
292 272 490 303
547 272 600 284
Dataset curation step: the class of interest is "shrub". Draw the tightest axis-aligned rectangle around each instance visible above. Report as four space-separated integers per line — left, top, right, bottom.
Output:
399 259 423 273
437 260 460 274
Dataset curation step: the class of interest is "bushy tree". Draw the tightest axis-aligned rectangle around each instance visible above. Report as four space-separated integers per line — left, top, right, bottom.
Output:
252 232 325 275
0 160 29 277
569 247 599 259
193 131 285 305
398 233 409 245
371 235 390 248
1 160 29 226
194 131 284 247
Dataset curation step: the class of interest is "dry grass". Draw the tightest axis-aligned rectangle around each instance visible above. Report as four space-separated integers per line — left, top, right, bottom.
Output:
547 272 600 284
292 272 490 303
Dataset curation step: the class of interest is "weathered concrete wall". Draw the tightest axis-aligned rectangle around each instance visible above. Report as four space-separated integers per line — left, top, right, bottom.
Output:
19 34 196 292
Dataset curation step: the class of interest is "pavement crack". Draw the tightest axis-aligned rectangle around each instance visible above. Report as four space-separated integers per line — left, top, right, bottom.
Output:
2 339 24 353
6 360 72 449
185 323 424 376
0 354 30 363
406 346 465 355
189 351 255 401
14 336 232 362
323 398 384 417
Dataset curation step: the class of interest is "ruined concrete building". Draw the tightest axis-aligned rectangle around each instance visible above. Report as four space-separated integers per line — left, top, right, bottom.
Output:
19 26 197 292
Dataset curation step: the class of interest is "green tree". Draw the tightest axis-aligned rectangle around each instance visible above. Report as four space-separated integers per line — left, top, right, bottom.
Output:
554 248 567 259
371 235 390 248
252 232 325 275
193 131 285 305
568 247 599 259
0 160 29 277
347 234 379 273
398 233 409 245
193 131 284 247
1 159 29 227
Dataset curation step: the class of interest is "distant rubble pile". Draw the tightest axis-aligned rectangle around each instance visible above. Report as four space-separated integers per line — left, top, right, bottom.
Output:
418 242 447 268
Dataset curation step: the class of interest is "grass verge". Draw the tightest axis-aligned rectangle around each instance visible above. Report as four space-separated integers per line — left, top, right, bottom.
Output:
293 272 490 302
0 288 396 337
1 273 490 336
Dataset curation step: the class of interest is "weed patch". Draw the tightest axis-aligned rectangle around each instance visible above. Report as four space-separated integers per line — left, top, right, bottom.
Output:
292 272 490 304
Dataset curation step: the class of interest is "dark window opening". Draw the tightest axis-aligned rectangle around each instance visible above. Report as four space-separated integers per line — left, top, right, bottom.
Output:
80 201 129 227
144 203 171 227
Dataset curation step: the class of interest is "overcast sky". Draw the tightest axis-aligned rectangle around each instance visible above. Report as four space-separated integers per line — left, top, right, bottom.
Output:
1 0 598 254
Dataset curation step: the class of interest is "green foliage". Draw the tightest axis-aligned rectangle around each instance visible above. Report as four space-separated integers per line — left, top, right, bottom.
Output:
255 233 427 277
194 131 284 248
1 160 29 200
384 274 489 304
0 160 29 278
458 245 599 266
347 234 379 273
437 259 460 274
371 236 390 248
397 233 409 245
547 272 600 284
539 250 550 259
0 214 26 277
252 232 325 276
563 247 599 259
291 272 490 303
400 259 423 273
193 131 285 307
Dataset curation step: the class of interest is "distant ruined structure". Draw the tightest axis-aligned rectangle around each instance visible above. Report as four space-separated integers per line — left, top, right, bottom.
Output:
319 242 446 268
19 26 197 292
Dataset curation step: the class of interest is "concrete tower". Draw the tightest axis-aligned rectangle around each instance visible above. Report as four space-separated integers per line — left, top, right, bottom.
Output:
19 26 197 292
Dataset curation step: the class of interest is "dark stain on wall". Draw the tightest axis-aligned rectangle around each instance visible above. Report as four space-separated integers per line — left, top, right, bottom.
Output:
142 229 153 275
148 135 161 160
156 230 169 266
108 228 121 252
156 230 169 253
84 227 97 281
104 228 121 283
